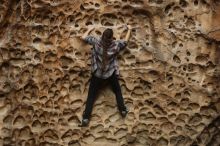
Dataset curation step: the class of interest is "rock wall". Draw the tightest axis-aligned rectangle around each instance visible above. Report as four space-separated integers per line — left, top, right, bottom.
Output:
0 0 220 146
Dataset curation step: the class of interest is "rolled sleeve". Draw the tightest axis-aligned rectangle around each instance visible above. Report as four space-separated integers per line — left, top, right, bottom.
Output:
117 40 127 51
84 36 97 45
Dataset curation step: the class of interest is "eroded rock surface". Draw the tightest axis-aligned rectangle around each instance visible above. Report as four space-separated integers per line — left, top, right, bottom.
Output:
0 0 220 146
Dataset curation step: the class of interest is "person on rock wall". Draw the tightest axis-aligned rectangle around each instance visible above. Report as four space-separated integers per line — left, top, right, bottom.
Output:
79 24 132 127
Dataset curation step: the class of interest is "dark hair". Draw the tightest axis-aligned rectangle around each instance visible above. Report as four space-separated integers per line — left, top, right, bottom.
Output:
102 28 113 43
101 28 113 72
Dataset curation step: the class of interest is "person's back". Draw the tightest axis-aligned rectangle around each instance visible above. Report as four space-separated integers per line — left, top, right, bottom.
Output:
85 34 127 79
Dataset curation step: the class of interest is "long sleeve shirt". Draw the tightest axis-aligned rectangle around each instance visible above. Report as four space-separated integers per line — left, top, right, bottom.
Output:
84 36 127 79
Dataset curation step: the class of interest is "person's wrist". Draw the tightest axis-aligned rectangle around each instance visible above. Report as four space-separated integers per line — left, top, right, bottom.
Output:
123 24 128 30
127 25 132 30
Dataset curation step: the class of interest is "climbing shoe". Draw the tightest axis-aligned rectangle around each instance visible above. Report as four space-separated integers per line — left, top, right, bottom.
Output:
79 118 89 127
120 107 129 117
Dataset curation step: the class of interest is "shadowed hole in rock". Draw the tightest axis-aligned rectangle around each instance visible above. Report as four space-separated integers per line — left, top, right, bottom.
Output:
80 4 85 11
60 56 73 69
136 130 152 144
114 128 127 138
85 21 93 26
165 2 175 14
131 0 144 4
43 129 59 140
3 115 13 124
114 5 121 9
186 17 196 27
153 104 167 115
132 86 143 95
101 13 117 19
132 123 149 133
173 6 184 13
83 133 95 143
175 116 186 125
95 30 102 35
168 83 174 89
173 55 181 63
179 0 188 8
61 129 73 141
13 115 25 127
148 70 160 82
168 113 176 121
70 99 83 108
18 126 32 139
95 3 100 7
9 48 24 58
157 137 168 146
33 37 41 44
128 41 138 49
186 50 191 56
167 101 178 110
144 99 154 106
194 0 199 6
188 103 200 112
68 140 81 146
109 113 121 122
179 43 183 47
188 113 202 125
183 90 191 97
195 55 208 64
75 51 82 58
158 117 169 123
125 54 136 63
127 112 135 121
44 52 57 62
133 9 151 18
103 21 114 26
149 0 163 4
180 98 190 109
32 120 41 129
68 116 80 125
161 120 175 131
139 112 156 121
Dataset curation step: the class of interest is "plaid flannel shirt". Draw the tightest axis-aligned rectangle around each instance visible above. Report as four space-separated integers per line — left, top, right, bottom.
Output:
84 36 127 79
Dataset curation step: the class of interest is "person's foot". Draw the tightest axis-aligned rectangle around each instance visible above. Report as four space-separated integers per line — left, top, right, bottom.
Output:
120 107 129 117
79 118 89 127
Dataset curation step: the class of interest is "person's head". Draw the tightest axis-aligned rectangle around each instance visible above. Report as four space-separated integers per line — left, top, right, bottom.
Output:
101 28 113 45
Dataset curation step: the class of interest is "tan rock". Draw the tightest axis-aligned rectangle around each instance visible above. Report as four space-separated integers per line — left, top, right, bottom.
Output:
0 0 219 145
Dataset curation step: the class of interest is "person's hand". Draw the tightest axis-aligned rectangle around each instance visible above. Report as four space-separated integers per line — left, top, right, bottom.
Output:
127 25 132 30
124 24 132 30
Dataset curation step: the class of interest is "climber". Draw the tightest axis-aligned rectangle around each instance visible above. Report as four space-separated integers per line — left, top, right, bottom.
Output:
79 25 132 127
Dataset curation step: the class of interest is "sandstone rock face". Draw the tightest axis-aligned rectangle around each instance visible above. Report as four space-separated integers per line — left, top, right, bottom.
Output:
0 0 220 146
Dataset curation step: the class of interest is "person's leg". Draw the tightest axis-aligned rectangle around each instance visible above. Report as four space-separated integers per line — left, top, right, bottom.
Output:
82 74 101 120
109 72 127 114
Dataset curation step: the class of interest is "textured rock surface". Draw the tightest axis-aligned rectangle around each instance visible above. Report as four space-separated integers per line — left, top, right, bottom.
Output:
0 0 220 146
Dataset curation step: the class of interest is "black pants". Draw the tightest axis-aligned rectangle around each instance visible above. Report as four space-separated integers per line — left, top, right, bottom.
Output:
82 72 126 119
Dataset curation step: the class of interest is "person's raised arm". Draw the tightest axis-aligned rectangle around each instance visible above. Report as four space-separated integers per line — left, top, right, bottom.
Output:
79 26 98 46
116 25 132 51
124 25 132 42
